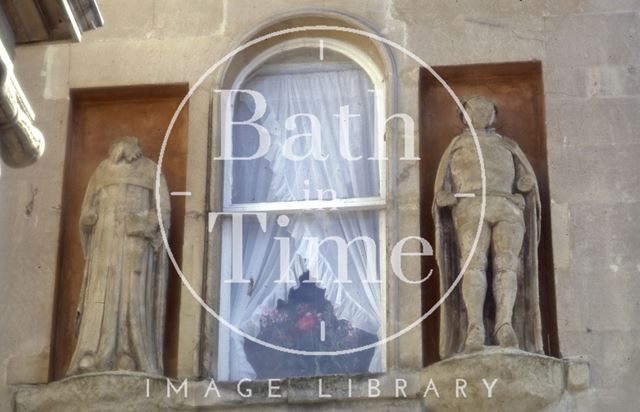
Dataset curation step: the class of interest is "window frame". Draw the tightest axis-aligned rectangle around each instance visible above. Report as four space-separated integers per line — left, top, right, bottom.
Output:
216 37 389 381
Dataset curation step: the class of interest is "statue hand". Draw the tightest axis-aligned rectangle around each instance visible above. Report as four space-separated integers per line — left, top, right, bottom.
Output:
81 211 98 226
436 191 457 208
126 212 158 238
517 174 536 192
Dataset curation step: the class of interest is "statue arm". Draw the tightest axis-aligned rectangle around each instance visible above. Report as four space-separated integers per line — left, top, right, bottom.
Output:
514 154 536 193
434 142 458 208
436 190 457 208
159 174 171 232
126 175 171 240
79 175 99 255
127 176 171 243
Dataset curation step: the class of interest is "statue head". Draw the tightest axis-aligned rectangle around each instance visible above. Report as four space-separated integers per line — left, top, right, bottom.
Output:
460 95 496 130
108 136 143 163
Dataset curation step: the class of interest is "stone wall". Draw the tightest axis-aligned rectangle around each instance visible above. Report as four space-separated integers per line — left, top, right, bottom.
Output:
2 0 639 410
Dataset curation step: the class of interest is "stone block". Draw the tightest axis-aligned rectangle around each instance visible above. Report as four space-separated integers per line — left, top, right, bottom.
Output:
587 65 640 97
553 274 581 334
550 201 572 273
392 0 581 24
223 0 390 42
153 0 225 38
548 143 640 204
544 66 590 99
406 15 544 67
557 330 639 412
81 0 155 41
557 201 640 334
544 12 640 68
6 353 49 385
14 44 69 101
68 38 228 88
396 160 421 206
545 65 640 98
565 357 590 391
568 268 639 333
570 201 640 277
545 96 640 148
580 0 640 13
420 348 570 412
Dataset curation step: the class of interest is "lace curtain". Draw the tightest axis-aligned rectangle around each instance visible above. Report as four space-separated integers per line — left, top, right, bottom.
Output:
219 62 383 380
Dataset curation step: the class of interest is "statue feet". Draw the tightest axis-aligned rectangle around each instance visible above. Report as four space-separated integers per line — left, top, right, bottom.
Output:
464 324 485 352
495 323 519 348
116 353 136 370
79 354 95 370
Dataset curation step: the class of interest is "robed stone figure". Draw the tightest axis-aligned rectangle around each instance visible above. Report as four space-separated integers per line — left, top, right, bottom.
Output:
433 96 543 358
67 136 171 376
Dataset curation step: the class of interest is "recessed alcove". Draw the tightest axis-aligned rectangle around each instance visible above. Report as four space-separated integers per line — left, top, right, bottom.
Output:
50 85 189 380
419 61 560 366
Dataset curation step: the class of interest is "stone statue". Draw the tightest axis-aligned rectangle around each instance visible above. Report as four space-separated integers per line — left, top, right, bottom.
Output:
66 136 171 376
433 96 543 358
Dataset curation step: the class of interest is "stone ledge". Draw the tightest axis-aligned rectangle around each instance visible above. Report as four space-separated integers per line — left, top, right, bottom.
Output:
13 349 589 412
420 347 589 412
14 371 424 412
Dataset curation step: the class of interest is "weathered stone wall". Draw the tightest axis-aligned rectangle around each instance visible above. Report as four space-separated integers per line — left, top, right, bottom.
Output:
2 0 638 410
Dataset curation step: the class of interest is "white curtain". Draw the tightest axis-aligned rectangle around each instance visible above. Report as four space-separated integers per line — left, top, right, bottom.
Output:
221 64 383 380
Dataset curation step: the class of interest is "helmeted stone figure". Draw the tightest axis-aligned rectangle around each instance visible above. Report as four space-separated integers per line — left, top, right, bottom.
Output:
67 136 171 376
433 96 543 358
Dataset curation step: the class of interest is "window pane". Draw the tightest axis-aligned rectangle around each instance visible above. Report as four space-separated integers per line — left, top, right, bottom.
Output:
220 210 382 380
230 49 380 204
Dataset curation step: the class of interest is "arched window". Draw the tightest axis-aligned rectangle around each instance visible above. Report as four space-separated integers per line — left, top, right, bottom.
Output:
217 38 387 381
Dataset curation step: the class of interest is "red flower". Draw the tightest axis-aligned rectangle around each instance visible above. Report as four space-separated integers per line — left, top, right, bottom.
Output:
296 312 318 331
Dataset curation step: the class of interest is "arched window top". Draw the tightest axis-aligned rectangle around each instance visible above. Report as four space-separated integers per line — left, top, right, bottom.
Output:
231 37 386 92
219 11 395 91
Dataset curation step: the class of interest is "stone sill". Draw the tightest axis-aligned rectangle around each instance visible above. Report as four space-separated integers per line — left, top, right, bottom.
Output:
14 348 589 412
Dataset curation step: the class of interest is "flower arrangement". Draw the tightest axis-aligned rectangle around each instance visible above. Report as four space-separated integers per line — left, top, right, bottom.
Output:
244 271 377 379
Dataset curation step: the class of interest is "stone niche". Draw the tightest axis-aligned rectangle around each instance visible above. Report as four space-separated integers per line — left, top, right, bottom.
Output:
50 84 189 380
412 60 590 411
420 61 560 364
